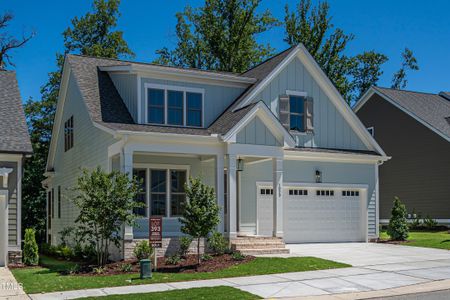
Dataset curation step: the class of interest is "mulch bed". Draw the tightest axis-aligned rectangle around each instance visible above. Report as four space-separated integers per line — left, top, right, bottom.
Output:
62 254 254 276
376 239 411 245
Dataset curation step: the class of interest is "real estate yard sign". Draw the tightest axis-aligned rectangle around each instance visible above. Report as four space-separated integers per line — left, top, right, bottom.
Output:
149 217 162 248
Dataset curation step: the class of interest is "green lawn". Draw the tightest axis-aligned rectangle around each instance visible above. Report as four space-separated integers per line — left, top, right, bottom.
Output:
12 255 349 294
82 286 260 300
380 231 450 250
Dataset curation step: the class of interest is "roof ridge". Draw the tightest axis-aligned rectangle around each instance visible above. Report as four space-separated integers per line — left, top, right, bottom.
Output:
240 45 297 76
374 86 438 96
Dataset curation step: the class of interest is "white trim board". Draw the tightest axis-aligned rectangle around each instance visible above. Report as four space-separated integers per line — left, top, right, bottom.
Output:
354 87 450 143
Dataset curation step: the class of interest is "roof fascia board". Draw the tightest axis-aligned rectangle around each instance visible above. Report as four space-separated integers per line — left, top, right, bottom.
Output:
356 88 450 143
284 149 390 164
233 46 301 111
296 45 387 156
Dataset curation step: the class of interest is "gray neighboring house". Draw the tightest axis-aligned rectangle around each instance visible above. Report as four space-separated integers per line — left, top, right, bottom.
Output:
355 87 450 224
45 45 388 260
0 70 32 266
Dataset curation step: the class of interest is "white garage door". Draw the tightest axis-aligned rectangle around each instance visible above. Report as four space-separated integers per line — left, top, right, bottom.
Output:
257 185 366 243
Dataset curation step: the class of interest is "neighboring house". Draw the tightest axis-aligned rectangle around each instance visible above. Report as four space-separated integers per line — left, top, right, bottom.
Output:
0 71 32 266
45 44 388 259
355 87 450 224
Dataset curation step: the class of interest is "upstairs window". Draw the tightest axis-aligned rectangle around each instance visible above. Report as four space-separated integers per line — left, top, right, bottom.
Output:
64 116 74 152
289 96 305 132
146 84 203 127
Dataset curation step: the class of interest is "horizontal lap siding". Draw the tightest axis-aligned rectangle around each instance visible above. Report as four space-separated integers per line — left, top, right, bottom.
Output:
0 161 18 246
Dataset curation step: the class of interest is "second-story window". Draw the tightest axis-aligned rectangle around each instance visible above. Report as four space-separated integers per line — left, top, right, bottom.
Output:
64 116 74 151
289 95 305 132
146 85 203 127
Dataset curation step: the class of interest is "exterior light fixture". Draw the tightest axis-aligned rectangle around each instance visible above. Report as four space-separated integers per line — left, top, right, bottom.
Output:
315 170 322 183
237 159 244 172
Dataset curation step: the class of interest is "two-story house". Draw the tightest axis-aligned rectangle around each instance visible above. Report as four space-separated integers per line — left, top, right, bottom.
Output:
45 45 388 259
0 71 32 266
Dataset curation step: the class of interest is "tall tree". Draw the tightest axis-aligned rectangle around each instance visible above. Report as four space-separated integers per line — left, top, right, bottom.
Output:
23 0 133 243
0 11 34 69
351 51 388 100
155 0 278 73
391 48 419 89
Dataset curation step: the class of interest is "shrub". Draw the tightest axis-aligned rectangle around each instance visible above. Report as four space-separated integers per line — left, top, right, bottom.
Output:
387 197 409 241
133 240 153 260
120 263 132 272
231 251 246 261
68 264 80 275
58 245 74 260
93 267 104 274
409 211 422 230
179 236 192 258
201 253 213 261
207 232 228 255
23 228 39 266
423 215 438 230
166 254 182 265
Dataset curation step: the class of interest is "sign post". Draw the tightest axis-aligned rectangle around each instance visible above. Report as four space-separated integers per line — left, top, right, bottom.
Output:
149 217 162 271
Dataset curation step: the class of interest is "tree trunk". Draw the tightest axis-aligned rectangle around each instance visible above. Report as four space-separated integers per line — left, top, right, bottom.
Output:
197 237 201 265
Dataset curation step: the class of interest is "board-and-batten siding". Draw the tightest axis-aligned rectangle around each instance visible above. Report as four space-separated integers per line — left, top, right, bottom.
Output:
0 162 18 246
236 116 282 146
140 77 245 127
49 72 118 245
252 57 368 151
109 73 138 122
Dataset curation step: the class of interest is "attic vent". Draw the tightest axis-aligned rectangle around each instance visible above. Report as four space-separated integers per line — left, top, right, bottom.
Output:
439 92 450 101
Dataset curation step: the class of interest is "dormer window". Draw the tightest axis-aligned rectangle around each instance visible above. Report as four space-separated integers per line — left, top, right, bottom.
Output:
146 84 204 127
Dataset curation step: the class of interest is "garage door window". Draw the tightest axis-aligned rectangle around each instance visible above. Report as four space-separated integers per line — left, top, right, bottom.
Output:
342 190 360 197
260 188 273 195
288 189 308 196
316 190 334 196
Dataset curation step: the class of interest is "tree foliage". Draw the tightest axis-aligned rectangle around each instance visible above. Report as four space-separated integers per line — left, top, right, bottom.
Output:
387 196 409 241
23 0 133 243
180 177 220 265
391 48 419 89
0 11 34 69
72 167 142 266
351 51 388 99
155 0 278 73
23 228 39 266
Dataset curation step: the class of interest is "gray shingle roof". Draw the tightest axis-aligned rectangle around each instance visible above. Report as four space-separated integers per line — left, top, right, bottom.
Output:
374 87 450 140
0 71 32 154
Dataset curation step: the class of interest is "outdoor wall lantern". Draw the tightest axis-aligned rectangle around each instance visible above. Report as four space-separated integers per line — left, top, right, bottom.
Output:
237 159 244 172
315 170 322 183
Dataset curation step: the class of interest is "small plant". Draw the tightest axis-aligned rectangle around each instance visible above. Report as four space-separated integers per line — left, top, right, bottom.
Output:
208 232 228 255
120 263 133 272
179 236 193 258
23 228 39 266
68 264 80 275
93 267 105 275
201 253 213 261
133 240 153 261
387 197 409 241
423 215 438 230
231 251 246 261
58 245 74 260
166 254 182 265
409 210 422 230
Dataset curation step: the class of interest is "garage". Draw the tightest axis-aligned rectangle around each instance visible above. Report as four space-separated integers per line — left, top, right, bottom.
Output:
257 184 367 243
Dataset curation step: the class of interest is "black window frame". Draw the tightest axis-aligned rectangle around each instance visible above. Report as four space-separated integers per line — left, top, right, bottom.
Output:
64 116 74 152
58 186 61 219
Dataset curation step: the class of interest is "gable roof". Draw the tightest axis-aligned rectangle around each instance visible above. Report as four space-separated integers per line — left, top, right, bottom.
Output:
355 87 450 142
0 71 32 154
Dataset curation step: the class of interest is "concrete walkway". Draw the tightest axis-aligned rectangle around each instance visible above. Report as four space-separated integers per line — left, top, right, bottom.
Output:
25 243 450 299
0 267 27 300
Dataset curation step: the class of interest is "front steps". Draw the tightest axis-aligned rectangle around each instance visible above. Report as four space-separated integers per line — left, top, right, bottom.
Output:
230 236 290 255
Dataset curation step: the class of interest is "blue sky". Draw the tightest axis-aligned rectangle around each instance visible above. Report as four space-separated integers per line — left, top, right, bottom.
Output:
5 0 450 102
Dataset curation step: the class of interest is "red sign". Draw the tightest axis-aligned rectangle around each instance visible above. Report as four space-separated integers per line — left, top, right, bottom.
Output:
149 217 162 248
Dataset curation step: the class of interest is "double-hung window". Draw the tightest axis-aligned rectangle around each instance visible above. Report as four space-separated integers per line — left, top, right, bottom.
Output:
133 166 188 218
146 85 203 127
289 95 305 132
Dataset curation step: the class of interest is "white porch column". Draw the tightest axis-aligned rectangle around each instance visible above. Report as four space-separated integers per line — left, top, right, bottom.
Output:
215 154 225 233
0 191 8 266
122 149 134 241
273 157 284 238
227 154 238 238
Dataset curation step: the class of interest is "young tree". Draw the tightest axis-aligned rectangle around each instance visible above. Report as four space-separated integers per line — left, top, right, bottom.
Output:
391 48 419 89
387 196 409 241
23 0 133 243
155 0 278 73
23 228 39 266
179 177 220 265
72 167 142 266
0 12 34 69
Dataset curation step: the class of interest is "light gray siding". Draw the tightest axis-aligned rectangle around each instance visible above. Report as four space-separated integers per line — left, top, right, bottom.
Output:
132 154 216 238
109 73 138 122
236 116 282 146
252 57 368 150
0 161 18 246
49 72 118 245
140 77 245 127
240 159 377 238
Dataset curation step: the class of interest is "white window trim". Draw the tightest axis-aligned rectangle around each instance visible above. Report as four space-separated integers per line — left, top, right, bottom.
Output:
144 83 205 128
286 90 308 97
133 163 190 219
286 91 307 134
